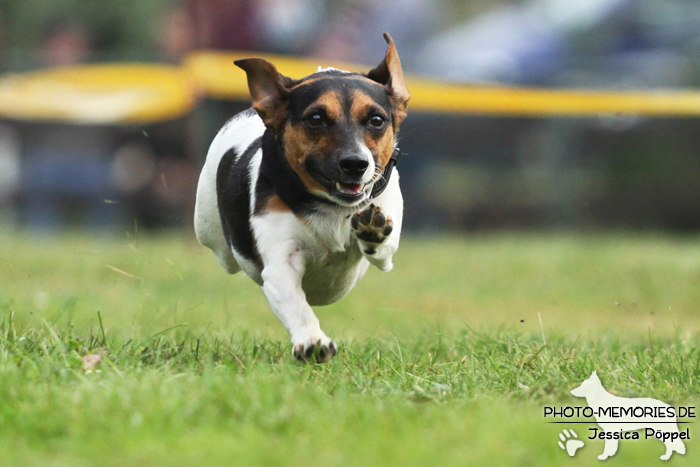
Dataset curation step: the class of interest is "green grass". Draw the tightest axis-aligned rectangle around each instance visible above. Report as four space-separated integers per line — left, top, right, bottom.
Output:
1 232 700 466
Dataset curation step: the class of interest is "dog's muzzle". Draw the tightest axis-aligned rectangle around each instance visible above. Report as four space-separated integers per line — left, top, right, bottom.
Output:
336 154 370 196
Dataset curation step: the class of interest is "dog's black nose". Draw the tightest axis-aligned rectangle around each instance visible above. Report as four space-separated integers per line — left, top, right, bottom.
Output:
338 155 369 178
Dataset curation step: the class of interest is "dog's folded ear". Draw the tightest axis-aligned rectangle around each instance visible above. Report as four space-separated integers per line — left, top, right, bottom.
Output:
235 58 298 131
366 33 411 127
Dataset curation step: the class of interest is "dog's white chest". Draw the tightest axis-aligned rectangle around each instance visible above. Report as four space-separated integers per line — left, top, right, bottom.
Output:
302 245 368 305
298 210 369 305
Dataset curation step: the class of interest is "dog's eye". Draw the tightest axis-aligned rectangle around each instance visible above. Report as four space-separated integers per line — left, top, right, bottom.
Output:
306 113 325 128
368 115 386 128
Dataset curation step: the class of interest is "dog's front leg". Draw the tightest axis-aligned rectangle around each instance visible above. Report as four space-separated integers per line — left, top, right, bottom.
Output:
253 213 337 362
351 175 403 271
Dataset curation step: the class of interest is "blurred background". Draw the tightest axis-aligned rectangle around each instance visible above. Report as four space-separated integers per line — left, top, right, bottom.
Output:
1 0 700 234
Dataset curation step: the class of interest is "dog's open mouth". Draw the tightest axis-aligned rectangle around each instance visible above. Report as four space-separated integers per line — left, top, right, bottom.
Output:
329 180 367 204
335 182 364 196
305 163 368 204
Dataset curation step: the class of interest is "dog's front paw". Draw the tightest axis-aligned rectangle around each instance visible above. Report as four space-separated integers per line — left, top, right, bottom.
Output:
351 203 393 254
292 334 337 363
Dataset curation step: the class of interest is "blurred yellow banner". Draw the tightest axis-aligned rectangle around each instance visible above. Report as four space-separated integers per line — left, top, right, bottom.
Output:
3 52 700 125
186 50 700 117
0 64 196 124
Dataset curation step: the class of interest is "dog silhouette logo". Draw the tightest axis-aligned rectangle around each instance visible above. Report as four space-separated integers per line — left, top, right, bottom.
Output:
571 371 686 461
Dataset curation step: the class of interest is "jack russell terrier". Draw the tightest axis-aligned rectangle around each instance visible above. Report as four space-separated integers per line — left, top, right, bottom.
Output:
195 33 410 362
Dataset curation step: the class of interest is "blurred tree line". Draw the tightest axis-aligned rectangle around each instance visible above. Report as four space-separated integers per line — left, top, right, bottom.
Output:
0 0 171 69
0 0 514 71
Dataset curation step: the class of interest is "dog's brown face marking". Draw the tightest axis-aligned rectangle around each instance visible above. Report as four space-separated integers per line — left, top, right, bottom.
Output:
236 34 411 205
279 81 397 201
279 88 342 196
307 89 344 123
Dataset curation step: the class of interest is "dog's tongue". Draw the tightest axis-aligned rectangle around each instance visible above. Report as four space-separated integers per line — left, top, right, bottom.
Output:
336 182 363 195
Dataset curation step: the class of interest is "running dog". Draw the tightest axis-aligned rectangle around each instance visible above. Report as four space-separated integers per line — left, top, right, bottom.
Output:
194 33 410 362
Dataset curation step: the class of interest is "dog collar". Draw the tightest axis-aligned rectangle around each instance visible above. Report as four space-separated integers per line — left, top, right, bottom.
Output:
369 148 401 199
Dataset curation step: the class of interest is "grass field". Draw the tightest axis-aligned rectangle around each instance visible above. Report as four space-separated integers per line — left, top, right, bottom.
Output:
1 231 700 466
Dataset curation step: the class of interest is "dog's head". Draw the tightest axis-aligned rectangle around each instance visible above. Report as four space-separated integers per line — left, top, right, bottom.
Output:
570 370 601 398
235 33 411 206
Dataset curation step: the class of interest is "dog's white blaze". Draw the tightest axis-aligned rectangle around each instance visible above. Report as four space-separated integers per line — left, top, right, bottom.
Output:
355 138 376 185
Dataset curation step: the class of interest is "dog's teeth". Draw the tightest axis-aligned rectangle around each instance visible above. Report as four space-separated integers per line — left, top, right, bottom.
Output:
335 181 364 195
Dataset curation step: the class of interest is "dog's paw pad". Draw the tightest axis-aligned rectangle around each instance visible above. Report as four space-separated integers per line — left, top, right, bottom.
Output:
557 429 584 457
352 203 393 247
292 338 337 363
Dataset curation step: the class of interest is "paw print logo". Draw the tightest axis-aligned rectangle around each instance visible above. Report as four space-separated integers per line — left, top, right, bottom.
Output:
558 429 585 457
